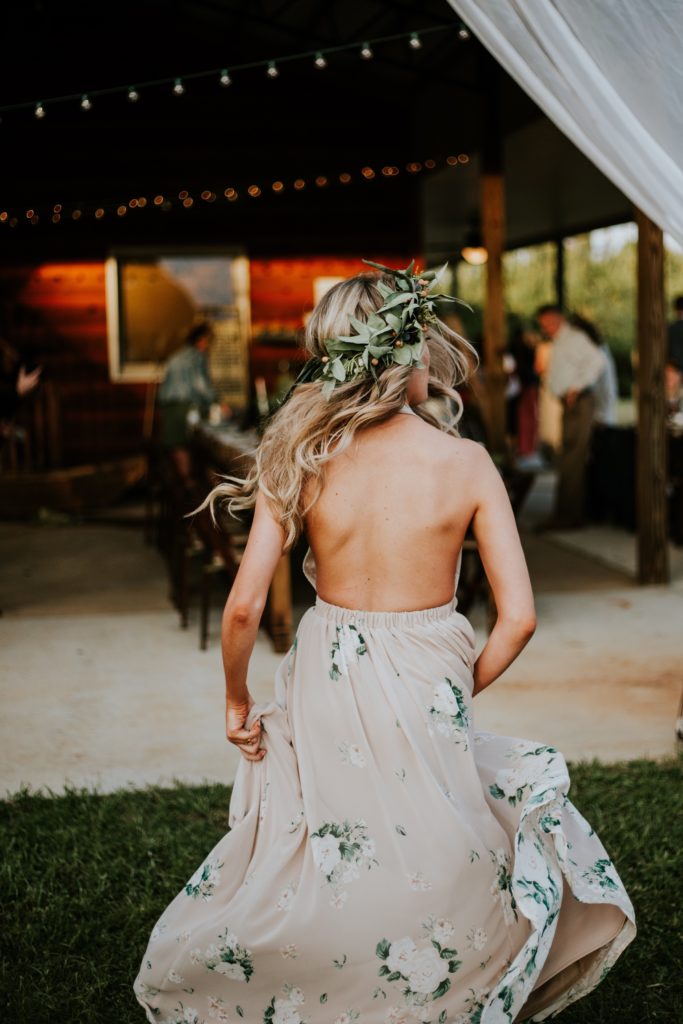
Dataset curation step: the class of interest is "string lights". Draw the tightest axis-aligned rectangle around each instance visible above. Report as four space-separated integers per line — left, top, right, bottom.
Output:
0 152 470 230
0 22 472 120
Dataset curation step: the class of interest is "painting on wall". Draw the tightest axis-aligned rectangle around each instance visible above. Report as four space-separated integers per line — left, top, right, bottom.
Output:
105 249 251 409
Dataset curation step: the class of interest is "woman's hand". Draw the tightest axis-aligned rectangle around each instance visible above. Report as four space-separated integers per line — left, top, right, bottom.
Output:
226 697 265 762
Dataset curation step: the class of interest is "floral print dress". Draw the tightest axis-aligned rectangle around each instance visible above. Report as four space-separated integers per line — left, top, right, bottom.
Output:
134 546 636 1024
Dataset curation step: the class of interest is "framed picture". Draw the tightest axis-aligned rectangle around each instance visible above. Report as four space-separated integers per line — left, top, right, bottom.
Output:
105 247 251 409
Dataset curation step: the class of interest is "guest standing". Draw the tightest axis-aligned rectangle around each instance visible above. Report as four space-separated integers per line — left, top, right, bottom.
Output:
158 320 217 480
569 313 618 427
535 304 605 529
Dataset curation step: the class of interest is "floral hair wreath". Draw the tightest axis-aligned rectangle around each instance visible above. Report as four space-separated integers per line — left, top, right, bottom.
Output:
279 258 471 404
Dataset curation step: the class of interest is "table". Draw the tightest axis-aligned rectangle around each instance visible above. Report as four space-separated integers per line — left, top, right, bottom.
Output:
191 421 293 652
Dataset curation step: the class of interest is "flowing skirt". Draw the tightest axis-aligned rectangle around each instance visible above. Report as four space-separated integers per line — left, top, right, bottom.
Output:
134 594 636 1024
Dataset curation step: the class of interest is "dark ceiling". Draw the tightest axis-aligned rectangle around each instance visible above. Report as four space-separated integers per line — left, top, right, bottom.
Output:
0 0 553 258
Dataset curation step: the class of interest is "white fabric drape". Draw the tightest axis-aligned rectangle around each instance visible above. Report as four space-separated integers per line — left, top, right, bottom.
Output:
447 0 683 246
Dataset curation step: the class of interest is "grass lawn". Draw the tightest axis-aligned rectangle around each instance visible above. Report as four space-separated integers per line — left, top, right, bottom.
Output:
1 755 681 1024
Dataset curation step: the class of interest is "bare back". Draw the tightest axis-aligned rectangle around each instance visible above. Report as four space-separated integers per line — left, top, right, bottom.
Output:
302 409 482 611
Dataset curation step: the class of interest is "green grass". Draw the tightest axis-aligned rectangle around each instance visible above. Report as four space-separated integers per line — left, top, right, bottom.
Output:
1 756 681 1024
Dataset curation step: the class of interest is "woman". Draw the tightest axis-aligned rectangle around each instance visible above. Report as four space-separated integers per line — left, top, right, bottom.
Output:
134 263 635 1024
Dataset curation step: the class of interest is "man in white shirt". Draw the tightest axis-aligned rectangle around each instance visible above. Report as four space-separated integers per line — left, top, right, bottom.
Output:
536 305 605 528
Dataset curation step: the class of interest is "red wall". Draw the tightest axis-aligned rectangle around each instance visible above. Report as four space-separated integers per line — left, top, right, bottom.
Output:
0 253 416 465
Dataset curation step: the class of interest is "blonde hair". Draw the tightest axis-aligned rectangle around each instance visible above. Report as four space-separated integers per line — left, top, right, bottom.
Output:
199 271 478 550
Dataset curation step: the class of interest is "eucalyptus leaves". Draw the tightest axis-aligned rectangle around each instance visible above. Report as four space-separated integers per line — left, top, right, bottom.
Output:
285 258 470 401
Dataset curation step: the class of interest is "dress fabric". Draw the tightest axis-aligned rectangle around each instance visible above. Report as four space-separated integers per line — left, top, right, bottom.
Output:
134 408 636 1024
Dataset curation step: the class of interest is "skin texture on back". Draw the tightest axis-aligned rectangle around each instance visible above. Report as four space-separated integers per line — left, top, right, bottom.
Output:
302 411 481 611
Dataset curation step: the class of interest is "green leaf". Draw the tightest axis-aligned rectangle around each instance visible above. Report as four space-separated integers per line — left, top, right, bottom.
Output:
330 358 346 382
391 344 413 365
319 993 328 1003
386 971 402 982
367 343 392 357
431 978 451 999
380 292 413 309
348 315 372 337
375 938 391 960
326 339 366 353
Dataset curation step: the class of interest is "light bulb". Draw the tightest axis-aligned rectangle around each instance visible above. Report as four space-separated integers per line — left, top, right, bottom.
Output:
128 86 140 102
173 78 185 96
80 94 92 111
266 61 279 78
220 69 232 86
458 25 470 40
461 246 487 266
360 42 373 60
314 52 327 69
34 102 46 119
409 33 422 50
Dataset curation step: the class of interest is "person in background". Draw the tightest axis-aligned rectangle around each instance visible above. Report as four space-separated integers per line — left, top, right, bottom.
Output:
508 323 543 469
0 338 42 466
569 313 618 427
158 320 217 480
535 304 605 529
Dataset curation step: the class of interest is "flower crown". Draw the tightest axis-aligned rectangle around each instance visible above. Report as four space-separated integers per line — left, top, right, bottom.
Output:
281 258 470 402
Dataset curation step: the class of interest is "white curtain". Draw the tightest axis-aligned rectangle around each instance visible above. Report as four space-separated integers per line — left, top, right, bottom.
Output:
447 0 683 246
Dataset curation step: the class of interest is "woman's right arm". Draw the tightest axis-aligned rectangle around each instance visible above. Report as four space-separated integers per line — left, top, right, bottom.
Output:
220 489 286 760
467 444 536 697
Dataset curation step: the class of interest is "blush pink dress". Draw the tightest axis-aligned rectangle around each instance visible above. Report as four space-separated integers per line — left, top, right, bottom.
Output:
134 406 636 1024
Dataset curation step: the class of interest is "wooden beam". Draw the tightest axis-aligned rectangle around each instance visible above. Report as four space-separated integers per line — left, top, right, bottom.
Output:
635 208 669 584
481 171 507 452
479 53 507 454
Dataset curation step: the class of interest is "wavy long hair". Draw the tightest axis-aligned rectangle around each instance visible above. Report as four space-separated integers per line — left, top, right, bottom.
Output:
199 271 478 550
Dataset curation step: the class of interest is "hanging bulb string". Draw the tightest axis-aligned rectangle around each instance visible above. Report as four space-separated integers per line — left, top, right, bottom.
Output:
0 22 471 116
0 152 470 229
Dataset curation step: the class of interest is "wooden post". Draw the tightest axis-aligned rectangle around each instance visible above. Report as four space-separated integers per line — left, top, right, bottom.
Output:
635 208 669 584
480 58 507 454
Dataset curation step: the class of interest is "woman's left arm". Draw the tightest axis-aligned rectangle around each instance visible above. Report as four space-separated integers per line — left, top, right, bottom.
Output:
221 489 286 761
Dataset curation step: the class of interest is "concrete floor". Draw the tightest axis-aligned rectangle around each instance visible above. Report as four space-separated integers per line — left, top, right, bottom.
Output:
1 480 681 797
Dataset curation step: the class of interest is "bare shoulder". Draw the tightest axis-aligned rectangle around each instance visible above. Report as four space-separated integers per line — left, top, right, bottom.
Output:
438 432 492 470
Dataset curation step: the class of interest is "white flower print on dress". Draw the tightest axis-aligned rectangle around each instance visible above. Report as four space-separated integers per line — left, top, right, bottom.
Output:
426 677 470 748
263 982 309 1024
280 944 299 959
195 927 254 982
376 930 462 1016
466 926 488 952
333 1012 360 1024
276 882 297 912
329 623 367 680
338 741 367 767
406 870 432 892
581 857 620 894
310 819 379 906
489 847 519 925
422 915 456 946
488 743 559 807
184 858 224 901
168 969 184 984
207 995 231 1022
385 1009 412 1024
